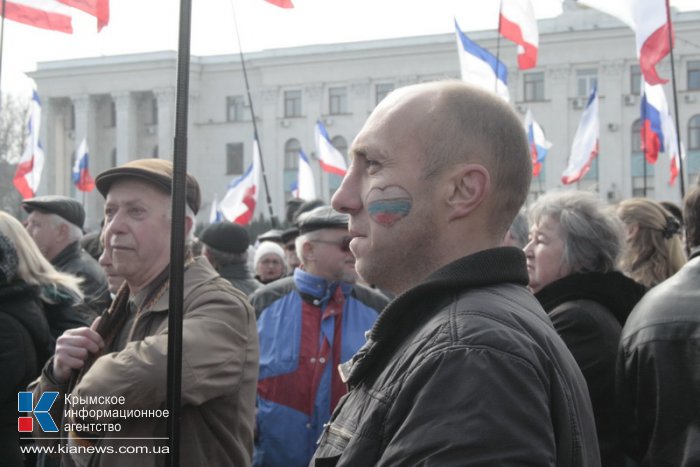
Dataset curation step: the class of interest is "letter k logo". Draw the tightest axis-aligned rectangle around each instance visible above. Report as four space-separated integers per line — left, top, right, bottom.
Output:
18 392 59 432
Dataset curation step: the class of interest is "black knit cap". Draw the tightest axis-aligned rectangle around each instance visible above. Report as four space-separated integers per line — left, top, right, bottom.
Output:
200 222 250 255
95 159 201 214
297 206 349 234
22 195 85 229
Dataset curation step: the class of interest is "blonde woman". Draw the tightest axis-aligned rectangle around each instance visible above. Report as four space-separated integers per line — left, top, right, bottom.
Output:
0 211 86 342
616 198 686 289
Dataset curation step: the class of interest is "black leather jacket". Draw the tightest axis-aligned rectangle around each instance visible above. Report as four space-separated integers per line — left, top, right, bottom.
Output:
312 248 601 467
616 247 700 467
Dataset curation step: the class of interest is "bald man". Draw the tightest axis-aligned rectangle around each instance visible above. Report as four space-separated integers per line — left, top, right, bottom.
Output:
312 81 600 466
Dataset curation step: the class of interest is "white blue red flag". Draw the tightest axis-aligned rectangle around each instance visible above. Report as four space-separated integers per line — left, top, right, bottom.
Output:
72 138 95 192
209 194 223 224
13 90 46 199
219 138 261 225
524 109 552 177
578 0 672 85
499 0 539 69
455 19 510 102
315 121 347 176
640 81 669 164
562 86 599 185
296 149 317 200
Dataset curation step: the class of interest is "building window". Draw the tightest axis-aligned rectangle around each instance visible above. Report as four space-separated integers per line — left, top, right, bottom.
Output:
226 143 244 175
577 68 598 96
226 96 245 122
630 65 642 95
688 115 700 185
150 97 158 125
523 72 545 102
284 90 302 118
284 139 301 200
329 87 348 115
576 156 599 192
376 83 395 106
631 119 655 198
688 60 700 91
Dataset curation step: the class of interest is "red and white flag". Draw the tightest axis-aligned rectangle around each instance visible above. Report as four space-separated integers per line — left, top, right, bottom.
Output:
562 87 599 185
579 0 672 85
315 120 347 176
499 0 539 69
219 138 261 225
14 90 46 199
2 0 109 33
58 0 109 30
264 0 293 8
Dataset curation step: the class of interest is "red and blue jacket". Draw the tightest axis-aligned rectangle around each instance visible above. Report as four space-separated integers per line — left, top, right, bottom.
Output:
249 268 388 467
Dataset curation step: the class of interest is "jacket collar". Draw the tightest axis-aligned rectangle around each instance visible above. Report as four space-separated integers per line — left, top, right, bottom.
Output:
51 241 81 268
147 257 220 313
342 247 528 385
293 267 352 303
219 262 255 280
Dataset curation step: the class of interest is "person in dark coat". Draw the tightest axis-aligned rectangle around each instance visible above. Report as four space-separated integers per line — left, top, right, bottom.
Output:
200 221 261 296
313 81 600 466
616 184 700 467
23 196 110 322
524 190 646 467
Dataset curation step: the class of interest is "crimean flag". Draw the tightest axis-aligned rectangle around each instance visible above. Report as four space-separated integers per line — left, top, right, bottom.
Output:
499 0 539 69
13 90 46 199
58 0 109 31
562 86 599 185
296 149 317 200
315 120 347 176
72 138 95 192
219 138 261 225
3 0 74 33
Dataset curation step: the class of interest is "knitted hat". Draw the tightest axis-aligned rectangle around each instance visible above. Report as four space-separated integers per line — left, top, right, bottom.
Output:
254 241 286 267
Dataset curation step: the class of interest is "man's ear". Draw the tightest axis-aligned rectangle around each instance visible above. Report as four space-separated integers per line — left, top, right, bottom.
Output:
184 216 194 238
57 222 69 240
445 163 490 222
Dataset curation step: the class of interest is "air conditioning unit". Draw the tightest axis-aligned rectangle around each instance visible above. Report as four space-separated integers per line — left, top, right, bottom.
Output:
572 97 586 109
685 94 696 104
280 119 290 128
623 94 636 106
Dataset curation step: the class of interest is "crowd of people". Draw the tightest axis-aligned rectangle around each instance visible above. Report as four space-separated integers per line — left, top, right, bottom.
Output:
1 80 698 467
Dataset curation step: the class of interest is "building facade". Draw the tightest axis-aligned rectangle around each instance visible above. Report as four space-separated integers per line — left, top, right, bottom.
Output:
30 5 700 229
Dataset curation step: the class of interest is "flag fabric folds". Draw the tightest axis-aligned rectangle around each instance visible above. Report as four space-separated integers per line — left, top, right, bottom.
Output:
455 19 510 102
578 0 672 85
562 87 599 185
664 114 684 186
219 138 261 225
315 121 347 176
3 0 74 34
58 0 109 31
524 109 552 177
13 90 46 199
296 149 317 200
209 194 223 224
72 138 95 192
499 0 539 69
640 81 668 164
264 0 293 8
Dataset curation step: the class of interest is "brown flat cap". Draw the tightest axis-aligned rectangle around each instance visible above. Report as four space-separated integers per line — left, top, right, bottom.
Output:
95 159 201 214
22 195 85 229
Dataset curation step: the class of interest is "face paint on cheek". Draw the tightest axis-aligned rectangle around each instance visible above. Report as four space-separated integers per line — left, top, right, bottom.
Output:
366 185 412 228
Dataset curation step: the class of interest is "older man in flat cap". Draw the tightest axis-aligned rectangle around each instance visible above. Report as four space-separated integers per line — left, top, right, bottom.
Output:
30 159 259 467
23 195 110 321
200 221 261 295
249 205 388 467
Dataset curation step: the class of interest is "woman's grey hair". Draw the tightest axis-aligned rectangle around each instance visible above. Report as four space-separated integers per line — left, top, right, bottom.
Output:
528 191 624 274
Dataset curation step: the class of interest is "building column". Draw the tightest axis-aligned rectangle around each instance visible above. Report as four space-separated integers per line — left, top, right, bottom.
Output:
111 91 137 165
154 87 175 160
40 96 58 196
546 65 571 192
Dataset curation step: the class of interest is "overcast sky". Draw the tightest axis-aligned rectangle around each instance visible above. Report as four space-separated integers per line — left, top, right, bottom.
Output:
1 0 698 95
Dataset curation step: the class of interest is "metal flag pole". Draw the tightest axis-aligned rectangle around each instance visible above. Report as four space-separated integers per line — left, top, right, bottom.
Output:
666 0 686 198
166 0 192 464
0 0 7 108
495 0 503 95
230 0 278 227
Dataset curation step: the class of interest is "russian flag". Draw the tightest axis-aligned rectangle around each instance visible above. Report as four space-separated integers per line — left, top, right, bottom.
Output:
524 109 552 177
455 19 509 102
578 0 672 85
499 0 539 70
13 90 45 199
640 81 669 164
72 138 95 192
562 86 599 185
315 121 347 176
296 149 317 200
219 138 261 225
